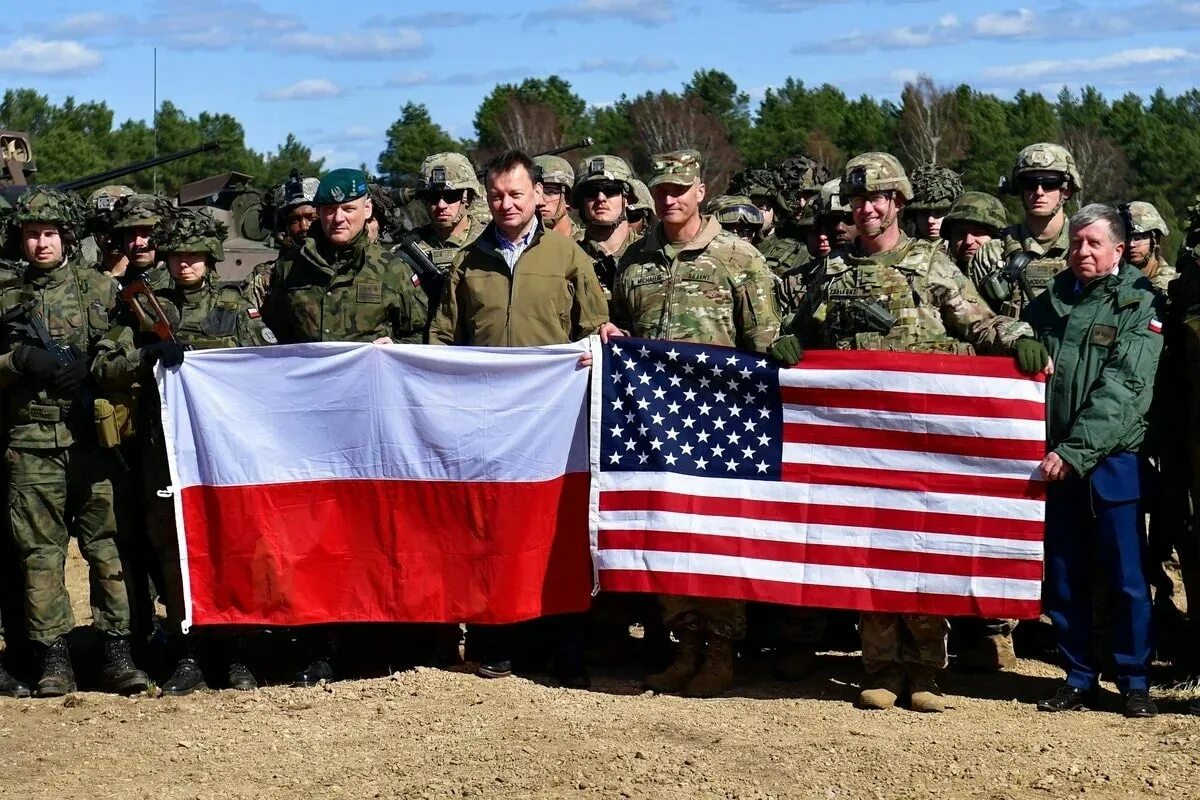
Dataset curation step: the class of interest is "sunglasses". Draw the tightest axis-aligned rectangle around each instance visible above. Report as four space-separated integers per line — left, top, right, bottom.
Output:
541 184 567 197
1019 175 1066 192
581 181 625 200
420 189 466 205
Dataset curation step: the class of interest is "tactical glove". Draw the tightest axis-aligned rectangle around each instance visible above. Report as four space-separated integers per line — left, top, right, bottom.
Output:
11 345 60 385
1014 337 1050 375
50 358 90 392
139 340 186 369
768 334 803 367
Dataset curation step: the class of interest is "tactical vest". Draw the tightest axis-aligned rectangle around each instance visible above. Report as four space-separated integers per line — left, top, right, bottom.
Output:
977 227 1068 318
172 282 251 351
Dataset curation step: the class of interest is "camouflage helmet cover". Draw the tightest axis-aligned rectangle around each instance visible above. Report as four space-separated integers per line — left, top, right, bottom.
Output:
88 184 135 213
419 152 482 196
707 195 765 227
571 154 635 205
533 155 575 188
1122 200 1169 237
627 178 654 216
11 187 85 238
941 191 1009 237
1009 142 1083 193
729 167 785 210
776 155 831 211
157 207 227 261
816 178 850 218
840 152 914 202
907 164 964 213
112 193 169 230
276 173 320 209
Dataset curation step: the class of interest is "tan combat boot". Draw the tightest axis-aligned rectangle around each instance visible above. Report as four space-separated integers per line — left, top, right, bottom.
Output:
683 635 735 698
908 665 947 713
958 633 1017 672
644 630 703 694
857 665 904 710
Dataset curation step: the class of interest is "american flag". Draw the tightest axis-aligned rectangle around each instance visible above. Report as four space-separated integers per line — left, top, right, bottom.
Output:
589 338 1047 619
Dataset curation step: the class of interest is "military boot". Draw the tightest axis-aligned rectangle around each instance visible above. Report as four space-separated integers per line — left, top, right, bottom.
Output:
857 665 904 710
683 636 735 698
100 636 150 695
36 638 76 698
908 665 946 713
226 638 257 691
0 657 31 699
644 630 703 694
957 633 1017 672
774 647 817 681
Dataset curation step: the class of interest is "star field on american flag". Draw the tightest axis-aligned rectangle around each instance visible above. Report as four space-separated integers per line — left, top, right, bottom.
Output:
599 338 783 480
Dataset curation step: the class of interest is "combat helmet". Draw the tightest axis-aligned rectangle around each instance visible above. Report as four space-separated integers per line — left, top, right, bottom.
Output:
815 178 850 219
1003 143 1083 194
941 192 1009 238
776 155 831 216
840 152 914 202
571 154 635 206
708 195 764 226
112 193 169 230
11 187 85 242
418 152 482 198
729 167 785 211
907 164 963 214
627 178 655 223
89 185 136 215
276 172 320 209
1121 201 1169 238
157 207 227 261
533 155 575 189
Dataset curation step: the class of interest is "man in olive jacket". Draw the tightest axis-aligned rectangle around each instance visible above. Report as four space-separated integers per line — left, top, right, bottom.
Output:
1019 203 1163 718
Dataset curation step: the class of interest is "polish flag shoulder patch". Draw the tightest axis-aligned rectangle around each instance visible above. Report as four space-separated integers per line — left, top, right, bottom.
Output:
247 307 261 320
1148 318 1163 334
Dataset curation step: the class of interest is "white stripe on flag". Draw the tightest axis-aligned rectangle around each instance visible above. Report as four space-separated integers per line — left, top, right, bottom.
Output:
782 443 1041 482
779 368 1045 402
782 405 1047 441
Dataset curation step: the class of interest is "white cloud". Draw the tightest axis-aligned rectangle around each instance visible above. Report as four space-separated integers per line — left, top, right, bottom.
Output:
809 14 958 54
983 46 1192 80
50 12 126 37
278 28 424 59
972 8 1036 37
889 69 922 84
535 0 676 27
573 57 676 76
0 38 102 75
258 79 344 101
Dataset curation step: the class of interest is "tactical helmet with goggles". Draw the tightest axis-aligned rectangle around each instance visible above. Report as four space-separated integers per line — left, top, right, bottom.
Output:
1121 200 1169 238
418 152 482 198
571 154 635 207
1002 143 1082 195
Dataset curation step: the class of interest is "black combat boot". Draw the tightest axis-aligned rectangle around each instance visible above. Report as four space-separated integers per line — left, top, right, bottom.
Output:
0 656 30 699
162 636 206 696
293 658 334 687
226 638 257 691
36 637 76 698
100 636 150 695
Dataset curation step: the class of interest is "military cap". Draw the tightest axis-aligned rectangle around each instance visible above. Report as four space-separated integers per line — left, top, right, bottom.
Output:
1005 143 1083 194
157 207 227 261
941 192 1008 237
648 150 702 188
314 168 369 205
419 152 482 196
533 155 575 189
907 164 964 213
708 195 764 227
11 187 84 237
840 152 913 202
111 193 168 230
1121 201 1169 237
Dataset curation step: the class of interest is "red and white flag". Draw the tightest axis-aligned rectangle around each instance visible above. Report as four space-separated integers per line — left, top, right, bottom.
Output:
590 340 1047 619
158 342 592 630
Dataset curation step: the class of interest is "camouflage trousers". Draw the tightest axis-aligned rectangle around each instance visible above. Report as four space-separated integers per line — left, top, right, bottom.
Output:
860 612 948 673
5 446 130 645
660 596 746 640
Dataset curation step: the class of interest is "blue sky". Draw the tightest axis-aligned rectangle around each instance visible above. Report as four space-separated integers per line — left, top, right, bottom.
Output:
2 0 1197 171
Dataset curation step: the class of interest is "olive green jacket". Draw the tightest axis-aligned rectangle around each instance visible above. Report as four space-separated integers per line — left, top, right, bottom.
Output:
263 228 427 344
1021 265 1163 476
430 222 608 347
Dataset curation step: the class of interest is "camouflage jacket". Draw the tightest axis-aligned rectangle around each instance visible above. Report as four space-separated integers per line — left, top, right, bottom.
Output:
430 222 608 347
409 216 487 275
1139 255 1177 296
969 219 1070 317
0 257 119 449
612 215 781 353
575 224 643 303
166 276 274 350
758 226 813 279
243 256 280 311
804 233 1031 354
263 228 427 344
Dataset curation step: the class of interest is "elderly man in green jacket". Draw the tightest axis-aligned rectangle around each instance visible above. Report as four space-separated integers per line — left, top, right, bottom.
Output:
1018 203 1163 719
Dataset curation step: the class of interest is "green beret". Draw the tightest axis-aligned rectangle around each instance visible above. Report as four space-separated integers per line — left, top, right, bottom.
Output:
314 168 369 205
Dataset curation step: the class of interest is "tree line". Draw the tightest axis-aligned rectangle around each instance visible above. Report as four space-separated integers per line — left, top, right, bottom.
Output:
5 71 1199 254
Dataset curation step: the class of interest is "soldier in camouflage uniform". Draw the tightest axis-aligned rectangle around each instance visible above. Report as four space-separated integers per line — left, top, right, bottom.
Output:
941 191 1008 273
757 156 829 280
797 154 1036 712
728 167 782 241
407 153 487 307
533 155 580 239
0 188 150 697
969 143 1081 316
906 164 963 243
245 173 319 310
610 149 800 698
1123 202 1175 294
707 195 764 243
98 209 273 695
86 185 135 278
627 178 656 236
572 154 643 304
111 194 172 292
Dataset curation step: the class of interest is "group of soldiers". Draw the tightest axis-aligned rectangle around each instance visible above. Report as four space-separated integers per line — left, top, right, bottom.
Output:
0 133 1196 718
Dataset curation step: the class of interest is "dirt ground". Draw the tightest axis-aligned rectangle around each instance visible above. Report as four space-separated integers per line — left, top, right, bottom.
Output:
1 551 1198 800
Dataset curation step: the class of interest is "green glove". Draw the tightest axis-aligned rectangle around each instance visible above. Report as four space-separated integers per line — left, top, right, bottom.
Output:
768 334 803 367
1014 337 1049 375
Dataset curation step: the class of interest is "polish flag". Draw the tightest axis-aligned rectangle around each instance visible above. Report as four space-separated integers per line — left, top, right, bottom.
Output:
158 342 592 630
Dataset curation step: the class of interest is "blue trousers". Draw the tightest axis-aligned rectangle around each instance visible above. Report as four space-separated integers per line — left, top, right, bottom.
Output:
1043 452 1153 693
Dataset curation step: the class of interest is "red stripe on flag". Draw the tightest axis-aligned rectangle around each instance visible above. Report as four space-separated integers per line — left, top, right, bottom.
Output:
781 386 1045 421
599 490 1043 541
180 474 591 627
792 350 1047 382
781 462 1046 501
783 421 1046 461
598 570 1042 619
597 530 1043 581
